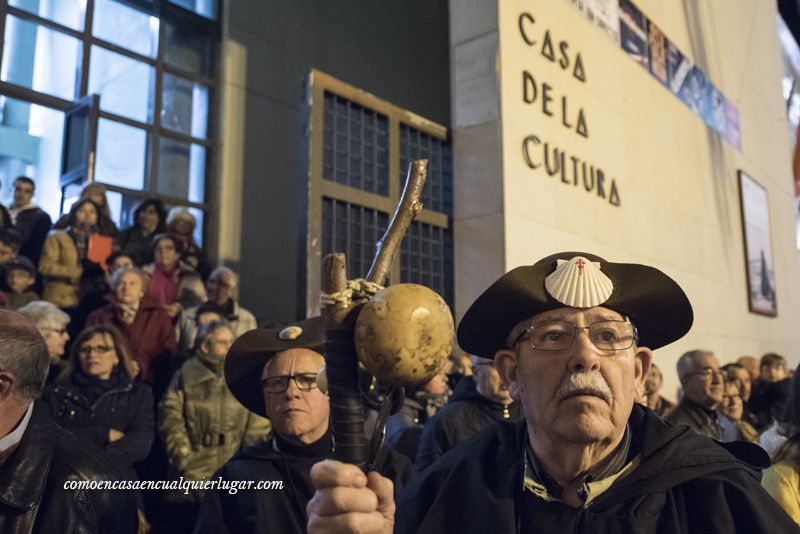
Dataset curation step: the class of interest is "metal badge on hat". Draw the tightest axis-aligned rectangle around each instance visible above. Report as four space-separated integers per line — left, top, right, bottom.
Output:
278 326 303 340
544 256 613 308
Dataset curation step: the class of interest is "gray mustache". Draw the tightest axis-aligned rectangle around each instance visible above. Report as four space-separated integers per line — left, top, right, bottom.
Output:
556 373 611 402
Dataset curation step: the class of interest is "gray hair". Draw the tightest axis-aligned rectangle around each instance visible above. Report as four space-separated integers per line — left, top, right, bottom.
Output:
209 266 240 300
110 266 150 295
16 301 70 333
0 312 50 401
677 349 714 382
195 319 232 351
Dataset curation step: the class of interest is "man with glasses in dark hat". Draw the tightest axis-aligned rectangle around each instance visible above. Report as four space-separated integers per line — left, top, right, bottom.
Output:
306 252 798 533
194 317 413 534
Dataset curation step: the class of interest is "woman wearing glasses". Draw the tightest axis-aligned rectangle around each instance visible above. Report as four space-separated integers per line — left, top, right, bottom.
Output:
43 325 155 470
159 320 269 529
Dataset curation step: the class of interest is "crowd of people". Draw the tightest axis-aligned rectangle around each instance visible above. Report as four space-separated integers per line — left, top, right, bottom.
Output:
0 177 263 531
0 180 799 533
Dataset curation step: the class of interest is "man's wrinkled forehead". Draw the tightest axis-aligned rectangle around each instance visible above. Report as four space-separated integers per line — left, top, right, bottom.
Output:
261 348 324 378
505 306 625 348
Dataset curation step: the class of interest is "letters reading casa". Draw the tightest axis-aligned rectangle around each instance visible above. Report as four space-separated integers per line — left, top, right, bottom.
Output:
517 11 621 207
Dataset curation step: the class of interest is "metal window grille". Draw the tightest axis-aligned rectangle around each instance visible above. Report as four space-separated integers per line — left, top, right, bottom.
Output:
322 197 389 280
323 91 389 196
400 220 454 308
308 70 452 315
399 124 453 215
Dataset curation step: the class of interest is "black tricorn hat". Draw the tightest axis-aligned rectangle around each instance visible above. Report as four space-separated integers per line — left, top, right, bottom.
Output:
225 316 325 417
457 252 693 359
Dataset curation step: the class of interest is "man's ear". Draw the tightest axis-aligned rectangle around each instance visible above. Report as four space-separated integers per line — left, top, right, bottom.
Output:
634 347 653 387
494 349 520 400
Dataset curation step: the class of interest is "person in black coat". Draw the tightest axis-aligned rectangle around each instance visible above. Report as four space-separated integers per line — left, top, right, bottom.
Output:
415 357 523 470
195 318 413 534
115 198 167 265
9 176 52 267
385 370 450 464
0 310 138 533
43 324 155 471
306 252 798 533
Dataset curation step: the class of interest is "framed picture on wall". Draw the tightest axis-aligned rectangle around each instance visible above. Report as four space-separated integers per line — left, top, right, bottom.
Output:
738 170 777 316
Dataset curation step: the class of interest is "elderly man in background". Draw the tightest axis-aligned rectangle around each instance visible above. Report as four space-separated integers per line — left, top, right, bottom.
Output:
0 310 138 532
177 266 257 351
306 252 797 533
16 300 71 383
664 349 724 439
415 355 522 470
194 317 412 534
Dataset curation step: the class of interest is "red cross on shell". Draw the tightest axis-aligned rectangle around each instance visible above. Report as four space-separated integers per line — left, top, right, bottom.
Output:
543 256 614 308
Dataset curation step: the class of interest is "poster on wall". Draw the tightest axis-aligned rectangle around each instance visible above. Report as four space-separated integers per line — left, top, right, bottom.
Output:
648 21 668 86
724 97 742 150
677 66 710 121
738 171 777 316
708 84 726 134
619 0 649 69
666 41 693 95
566 0 620 43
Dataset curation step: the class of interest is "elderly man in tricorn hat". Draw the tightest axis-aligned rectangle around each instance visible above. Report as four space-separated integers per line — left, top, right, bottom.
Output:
306 252 799 533
194 317 413 534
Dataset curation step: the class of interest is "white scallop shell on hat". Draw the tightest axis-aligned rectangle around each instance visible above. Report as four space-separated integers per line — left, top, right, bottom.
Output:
544 256 614 308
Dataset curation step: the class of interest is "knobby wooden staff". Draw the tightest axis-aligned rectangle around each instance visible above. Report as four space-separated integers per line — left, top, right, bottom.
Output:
321 159 428 470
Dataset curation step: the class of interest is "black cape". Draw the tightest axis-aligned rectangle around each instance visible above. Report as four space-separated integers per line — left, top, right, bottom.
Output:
194 430 414 534
396 404 799 533
415 375 523 470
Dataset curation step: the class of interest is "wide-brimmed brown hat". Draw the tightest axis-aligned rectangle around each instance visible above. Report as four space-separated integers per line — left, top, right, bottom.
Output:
225 317 325 417
457 252 693 359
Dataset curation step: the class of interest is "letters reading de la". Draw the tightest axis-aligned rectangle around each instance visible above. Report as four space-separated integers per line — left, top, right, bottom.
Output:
518 12 621 207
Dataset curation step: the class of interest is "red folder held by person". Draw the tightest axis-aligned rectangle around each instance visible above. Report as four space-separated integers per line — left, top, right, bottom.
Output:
88 235 113 270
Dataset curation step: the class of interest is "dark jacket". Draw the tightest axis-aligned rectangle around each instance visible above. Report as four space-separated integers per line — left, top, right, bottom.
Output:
396 404 799 533
86 294 177 384
114 225 156 265
0 402 138 533
13 206 51 267
42 369 155 469
663 397 723 440
194 431 414 534
386 397 426 463
749 378 792 431
415 375 522 470
0 204 11 230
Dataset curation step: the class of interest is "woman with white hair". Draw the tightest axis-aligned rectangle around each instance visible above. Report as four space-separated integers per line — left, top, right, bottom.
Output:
16 300 71 383
86 267 176 387
176 266 257 351
166 207 205 275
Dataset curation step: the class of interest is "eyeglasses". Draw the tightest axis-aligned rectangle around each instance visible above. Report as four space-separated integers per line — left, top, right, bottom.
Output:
514 319 637 352
687 368 724 381
261 373 319 393
79 345 113 356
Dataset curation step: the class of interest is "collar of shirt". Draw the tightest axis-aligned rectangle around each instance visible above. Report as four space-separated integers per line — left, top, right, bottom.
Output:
0 403 33 454
523 423 634 505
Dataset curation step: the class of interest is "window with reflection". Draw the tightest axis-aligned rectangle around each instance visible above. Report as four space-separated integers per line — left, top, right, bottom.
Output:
1 15 80 100
0 0 217 240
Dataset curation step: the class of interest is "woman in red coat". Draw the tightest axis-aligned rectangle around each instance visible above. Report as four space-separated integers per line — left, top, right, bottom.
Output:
86 266 177 389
